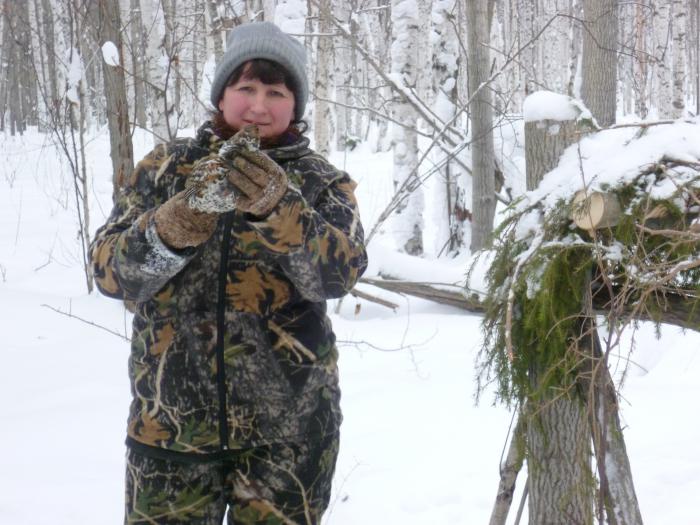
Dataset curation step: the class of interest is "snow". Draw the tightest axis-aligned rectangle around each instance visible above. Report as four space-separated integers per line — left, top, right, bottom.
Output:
529 117 700 211
273 0 307 36
392 0 418 20
101 42 120 67
64 49 84 104
1 123 700 524
523 90 593 123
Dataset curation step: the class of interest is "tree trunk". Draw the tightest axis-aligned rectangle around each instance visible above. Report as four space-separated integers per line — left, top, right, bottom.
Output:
671 0 687 118
390 0 423 255
581 0 619 127
633 3 649 118
262 0 275 21
333 0 351 151
524 106 595 525
18 0 38 128
583 330 644 525
467 0 497 252
142 0 173 144
568 0 583 97
129 0 148 129
489 415 525 525
526 393 593 525
92 0 135 192
4 3 24 134
431 0 465 254
653 0 673 117
0 8 8 131
206 0 225 63
313 0 333 157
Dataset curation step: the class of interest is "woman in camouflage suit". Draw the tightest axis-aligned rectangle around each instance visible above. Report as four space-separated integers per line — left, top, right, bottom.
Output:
90 21 367 524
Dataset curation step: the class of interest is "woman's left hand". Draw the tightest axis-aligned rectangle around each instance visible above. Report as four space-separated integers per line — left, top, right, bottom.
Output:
228 149 288 217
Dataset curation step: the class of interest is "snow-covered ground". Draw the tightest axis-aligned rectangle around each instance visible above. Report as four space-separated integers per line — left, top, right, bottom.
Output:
1 126 699 524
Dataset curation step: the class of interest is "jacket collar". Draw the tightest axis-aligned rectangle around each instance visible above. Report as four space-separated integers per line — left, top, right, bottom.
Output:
195 121 312 162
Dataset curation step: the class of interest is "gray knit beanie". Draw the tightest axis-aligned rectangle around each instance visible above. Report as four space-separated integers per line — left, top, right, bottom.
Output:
210 21 308 122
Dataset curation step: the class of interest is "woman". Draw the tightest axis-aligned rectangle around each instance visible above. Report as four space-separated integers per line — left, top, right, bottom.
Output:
90 21 367 524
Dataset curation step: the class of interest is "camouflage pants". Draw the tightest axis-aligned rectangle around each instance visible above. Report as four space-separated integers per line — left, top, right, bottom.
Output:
124 435 339 525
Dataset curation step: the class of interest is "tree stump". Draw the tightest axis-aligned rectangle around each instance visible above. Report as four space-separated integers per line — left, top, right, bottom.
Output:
524 106 596 525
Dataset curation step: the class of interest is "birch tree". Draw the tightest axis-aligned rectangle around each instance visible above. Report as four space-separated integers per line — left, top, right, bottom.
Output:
35 0 60 124
632 2 651 118
332 0 352 150
390 0 423 255
313 0 334 156
653 0 673 117
671 0 686 117
206 0 226 62
431 0 467 253
363 0 393 152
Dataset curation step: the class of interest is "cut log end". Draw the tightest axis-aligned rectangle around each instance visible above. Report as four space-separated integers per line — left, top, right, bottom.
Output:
571 190 622 231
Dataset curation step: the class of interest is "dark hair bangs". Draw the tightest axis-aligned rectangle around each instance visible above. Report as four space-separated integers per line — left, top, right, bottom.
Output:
226 59 295 93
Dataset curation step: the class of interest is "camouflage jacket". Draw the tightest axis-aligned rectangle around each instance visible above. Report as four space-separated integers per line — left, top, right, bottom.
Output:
90 122 367 460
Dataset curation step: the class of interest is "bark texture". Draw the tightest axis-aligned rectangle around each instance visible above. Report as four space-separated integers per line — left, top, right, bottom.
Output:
92 0 134 191
489 415 525 525
671 0 687 118
390 0 423 255
313 0 333 157
654 1 673 118
581 0 619 126
467 0 496 251
525 109 594 525
526 395 593 525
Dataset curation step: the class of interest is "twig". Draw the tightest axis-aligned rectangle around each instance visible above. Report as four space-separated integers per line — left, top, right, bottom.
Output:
41 303 131 341
349 288 399 311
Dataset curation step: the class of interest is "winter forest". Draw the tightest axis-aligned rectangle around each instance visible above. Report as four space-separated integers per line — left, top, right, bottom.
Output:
2 0 700 524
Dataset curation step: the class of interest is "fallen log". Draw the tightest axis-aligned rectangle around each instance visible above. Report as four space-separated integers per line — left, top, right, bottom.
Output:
591 286 700 332
358 277 700 332
359 277 485 312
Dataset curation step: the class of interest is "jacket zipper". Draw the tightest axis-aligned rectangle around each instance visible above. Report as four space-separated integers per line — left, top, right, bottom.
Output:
215 213 234 450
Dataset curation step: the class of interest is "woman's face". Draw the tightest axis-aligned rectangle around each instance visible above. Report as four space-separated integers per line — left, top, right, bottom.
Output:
218 64 295 139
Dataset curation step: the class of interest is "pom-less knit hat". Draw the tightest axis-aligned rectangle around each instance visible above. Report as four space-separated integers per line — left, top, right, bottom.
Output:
210 21 308 122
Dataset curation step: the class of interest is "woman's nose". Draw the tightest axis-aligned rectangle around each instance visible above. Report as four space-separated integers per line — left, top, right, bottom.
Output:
248 93 267 114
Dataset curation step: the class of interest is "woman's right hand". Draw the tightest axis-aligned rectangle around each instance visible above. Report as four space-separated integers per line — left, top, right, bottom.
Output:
153 154 240 249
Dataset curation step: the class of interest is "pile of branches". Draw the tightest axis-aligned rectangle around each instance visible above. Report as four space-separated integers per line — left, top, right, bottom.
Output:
477 156 700 404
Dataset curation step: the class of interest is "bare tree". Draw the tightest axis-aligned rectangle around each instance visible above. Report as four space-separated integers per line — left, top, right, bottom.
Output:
127 0 149 129
313 0 334 156
633 2 651 118
206 0 226 62
467 0 496 251
1 1 38 134
90 0 134 191
581 0 619 126
141 0 175 143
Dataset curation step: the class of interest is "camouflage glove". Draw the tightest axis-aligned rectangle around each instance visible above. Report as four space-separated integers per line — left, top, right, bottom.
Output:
219 125 288 218
154 155 239 249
